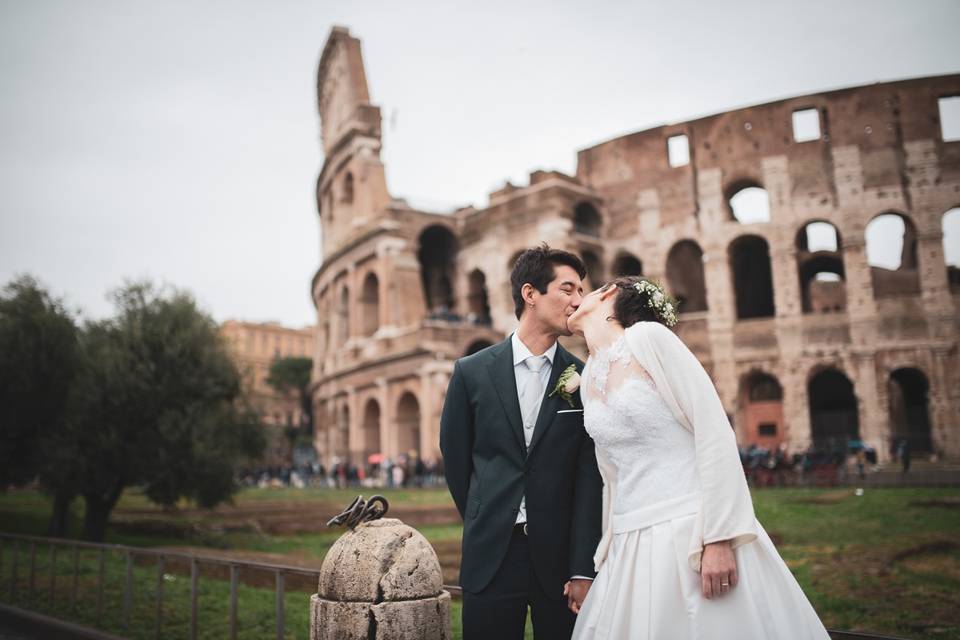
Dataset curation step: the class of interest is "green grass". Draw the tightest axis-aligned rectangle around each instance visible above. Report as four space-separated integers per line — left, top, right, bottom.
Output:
0 543 313 639
2 486 958 639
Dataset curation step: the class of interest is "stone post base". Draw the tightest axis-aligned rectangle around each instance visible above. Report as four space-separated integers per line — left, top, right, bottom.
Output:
309 591 451 640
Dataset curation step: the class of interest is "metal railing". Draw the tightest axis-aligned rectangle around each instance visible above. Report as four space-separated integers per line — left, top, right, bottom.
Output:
0 531 322 640
0 531 905 640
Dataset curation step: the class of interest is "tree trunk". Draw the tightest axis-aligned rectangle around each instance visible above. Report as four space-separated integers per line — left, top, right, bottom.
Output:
81 485 124 542
46 492 74 538
299 390 313 436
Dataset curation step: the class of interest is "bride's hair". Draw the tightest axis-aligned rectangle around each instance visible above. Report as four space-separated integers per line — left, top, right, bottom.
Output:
602 276 677 328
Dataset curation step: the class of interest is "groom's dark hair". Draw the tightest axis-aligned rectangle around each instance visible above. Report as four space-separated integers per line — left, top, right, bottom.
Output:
510 244 587 319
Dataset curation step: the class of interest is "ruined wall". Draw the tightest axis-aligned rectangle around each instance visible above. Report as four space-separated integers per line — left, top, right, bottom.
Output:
575 75 960 459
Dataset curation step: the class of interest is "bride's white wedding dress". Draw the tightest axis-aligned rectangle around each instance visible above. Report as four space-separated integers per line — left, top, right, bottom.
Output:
572 330 829 640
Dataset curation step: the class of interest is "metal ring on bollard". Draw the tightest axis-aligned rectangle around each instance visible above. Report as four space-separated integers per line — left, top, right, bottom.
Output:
327 495 390 528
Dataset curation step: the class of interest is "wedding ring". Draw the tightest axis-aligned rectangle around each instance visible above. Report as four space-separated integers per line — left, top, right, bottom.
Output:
721 581 730 587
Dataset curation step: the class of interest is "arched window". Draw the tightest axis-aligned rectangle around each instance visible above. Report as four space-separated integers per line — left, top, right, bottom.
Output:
464 339 493 357
467 269 491 325
887 368 932 453
418 225 458 316
362 399 381 459
729 235 775 319
808 368 859 451
796 221 845 313
727 182 771 224
666 240 708 313
360 273 379 337
739 372 785 448
748 373 783 402
581 250 603 290
611 252 643 278
943 208 960 292
574 202 602 237
866 212 919 297
396 392 421 457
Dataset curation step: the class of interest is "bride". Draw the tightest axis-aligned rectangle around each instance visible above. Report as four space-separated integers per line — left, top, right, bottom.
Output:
565 276 829 640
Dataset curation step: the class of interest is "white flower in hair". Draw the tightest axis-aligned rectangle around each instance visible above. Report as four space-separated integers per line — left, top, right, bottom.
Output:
631 279 679 327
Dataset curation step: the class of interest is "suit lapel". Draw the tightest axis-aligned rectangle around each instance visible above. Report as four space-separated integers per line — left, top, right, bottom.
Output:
486 339 527 454
527 346 573 457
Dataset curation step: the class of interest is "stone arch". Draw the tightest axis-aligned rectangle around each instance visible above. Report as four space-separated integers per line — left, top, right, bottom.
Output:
611 252 643 278
887 368 933 454
808 367 859 451
464 339 494 357
943 207 960 293
726 180 771 224
360 272 379 337
796 220 846 313
574 202 602 237
739 371 784 448
467 269 491 325
666 240 708 313
581 249 604 289
396 392 421 457
418 225 458 315
362 398 381 459
866 212 920 297
728 235 775 319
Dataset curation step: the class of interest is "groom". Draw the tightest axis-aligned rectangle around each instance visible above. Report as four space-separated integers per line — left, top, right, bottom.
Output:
440 244 603 639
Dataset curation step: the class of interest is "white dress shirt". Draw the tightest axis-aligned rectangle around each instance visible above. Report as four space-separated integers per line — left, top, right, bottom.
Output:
512 332 556 525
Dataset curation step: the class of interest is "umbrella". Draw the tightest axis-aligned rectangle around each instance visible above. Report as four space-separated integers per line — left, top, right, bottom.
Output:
367 453 384 465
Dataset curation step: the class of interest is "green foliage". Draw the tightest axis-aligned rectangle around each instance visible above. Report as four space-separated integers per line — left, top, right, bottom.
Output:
266 356 313 432
0 275 80 490
66 282 266 538
1 276 267 540
265 357 311 396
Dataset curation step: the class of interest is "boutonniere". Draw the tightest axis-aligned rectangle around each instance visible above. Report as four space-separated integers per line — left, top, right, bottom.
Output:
548 364 581 408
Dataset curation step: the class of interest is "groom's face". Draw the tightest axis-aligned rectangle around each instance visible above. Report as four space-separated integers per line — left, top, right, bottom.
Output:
531 264 584 336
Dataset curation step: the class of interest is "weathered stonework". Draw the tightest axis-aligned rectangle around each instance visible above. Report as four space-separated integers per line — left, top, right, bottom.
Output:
310 518 451 640
310 27 960 464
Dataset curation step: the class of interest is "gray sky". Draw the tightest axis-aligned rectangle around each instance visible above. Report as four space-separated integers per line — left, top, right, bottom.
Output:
2 0 959 326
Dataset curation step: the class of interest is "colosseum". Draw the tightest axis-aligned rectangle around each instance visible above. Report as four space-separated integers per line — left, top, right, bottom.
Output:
309 27 960 469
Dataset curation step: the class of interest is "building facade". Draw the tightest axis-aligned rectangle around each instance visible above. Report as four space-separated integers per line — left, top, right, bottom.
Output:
310 27 960 466
221 320 315 466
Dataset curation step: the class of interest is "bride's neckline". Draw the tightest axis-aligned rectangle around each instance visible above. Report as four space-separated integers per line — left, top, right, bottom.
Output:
589 331 627 358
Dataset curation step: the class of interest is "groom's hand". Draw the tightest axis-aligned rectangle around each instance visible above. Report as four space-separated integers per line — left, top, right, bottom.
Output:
562 579 592 614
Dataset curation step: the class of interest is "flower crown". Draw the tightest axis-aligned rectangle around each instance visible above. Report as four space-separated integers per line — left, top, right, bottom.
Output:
629 279 679 327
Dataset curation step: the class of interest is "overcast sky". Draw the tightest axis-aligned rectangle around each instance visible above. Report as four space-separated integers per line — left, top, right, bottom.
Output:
1 0 959 327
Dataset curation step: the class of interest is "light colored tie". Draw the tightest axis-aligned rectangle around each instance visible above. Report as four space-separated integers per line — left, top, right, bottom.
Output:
517 354 548 525
521 356 548 445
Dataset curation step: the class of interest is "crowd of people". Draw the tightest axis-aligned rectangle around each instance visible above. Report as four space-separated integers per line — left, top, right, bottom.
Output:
736 438 921 487
240 438 919 491
241 454 445 490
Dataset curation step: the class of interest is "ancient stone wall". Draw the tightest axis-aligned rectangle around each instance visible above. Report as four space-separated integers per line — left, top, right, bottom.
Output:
310 27 960 466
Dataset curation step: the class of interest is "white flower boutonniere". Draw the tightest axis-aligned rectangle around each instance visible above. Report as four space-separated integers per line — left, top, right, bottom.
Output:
549 364 580 408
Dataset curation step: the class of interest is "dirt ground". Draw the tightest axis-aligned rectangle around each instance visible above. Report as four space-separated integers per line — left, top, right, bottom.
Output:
115 498 465 589
115 499 461 536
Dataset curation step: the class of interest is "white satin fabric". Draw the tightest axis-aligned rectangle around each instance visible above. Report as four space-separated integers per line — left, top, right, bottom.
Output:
574 509 829 639
572 326 829 639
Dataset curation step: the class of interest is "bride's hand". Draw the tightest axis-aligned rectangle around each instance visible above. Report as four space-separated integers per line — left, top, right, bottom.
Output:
701 540 738 599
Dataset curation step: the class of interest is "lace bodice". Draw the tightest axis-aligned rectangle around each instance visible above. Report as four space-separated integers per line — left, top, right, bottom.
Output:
582 333 700 515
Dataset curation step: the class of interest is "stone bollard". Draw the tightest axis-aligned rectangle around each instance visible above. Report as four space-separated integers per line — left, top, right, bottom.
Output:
310 516 452 640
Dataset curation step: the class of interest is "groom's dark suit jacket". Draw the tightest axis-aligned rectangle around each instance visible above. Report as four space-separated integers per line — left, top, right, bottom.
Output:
439 337 603 597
